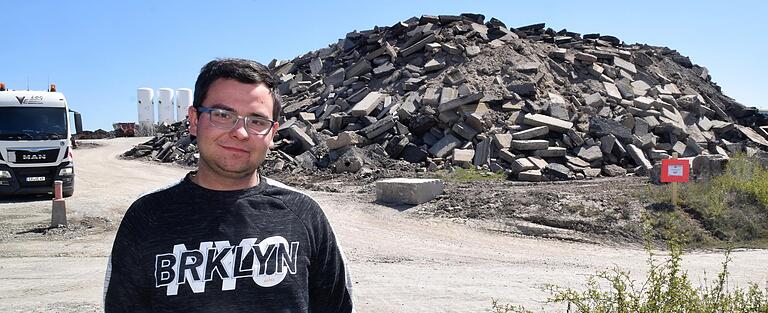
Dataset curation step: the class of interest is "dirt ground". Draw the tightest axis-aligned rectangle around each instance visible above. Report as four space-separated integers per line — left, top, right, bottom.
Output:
0 137 766 312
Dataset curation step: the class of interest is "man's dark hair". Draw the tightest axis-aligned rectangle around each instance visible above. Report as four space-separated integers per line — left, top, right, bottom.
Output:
193 58 282 120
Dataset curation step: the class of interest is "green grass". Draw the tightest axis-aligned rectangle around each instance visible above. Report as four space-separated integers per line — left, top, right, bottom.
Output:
437 167 506 182
643 154 768 248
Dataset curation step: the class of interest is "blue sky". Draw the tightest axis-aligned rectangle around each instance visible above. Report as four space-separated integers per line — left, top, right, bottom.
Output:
1 0 766 130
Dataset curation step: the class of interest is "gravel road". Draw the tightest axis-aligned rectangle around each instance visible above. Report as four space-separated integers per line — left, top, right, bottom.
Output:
0 137 765 312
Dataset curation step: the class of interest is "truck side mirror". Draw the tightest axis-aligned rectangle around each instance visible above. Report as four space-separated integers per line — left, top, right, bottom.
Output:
74 112 83 134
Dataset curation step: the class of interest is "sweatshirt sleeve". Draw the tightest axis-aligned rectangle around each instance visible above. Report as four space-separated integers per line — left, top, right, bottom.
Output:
103 203 153 312
307 205 355 313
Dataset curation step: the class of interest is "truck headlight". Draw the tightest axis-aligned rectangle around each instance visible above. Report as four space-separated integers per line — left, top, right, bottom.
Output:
0 170 11 179
58 167 74 176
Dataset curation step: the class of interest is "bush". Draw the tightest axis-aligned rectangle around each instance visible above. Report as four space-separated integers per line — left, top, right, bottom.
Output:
645 154 768 246
492 235 768 312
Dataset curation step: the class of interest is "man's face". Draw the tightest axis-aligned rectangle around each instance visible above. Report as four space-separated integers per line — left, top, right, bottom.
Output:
188 78 278 183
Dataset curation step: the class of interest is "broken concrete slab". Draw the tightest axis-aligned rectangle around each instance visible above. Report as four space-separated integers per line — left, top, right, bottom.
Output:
428 133 462 158
512 126 549 140
376 178 444 205
350 91 385 117
512 139 550 151
523 114 573 133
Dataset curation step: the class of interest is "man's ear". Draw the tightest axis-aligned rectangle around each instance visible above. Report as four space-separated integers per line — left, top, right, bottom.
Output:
188 106 198 136
268 122 279 149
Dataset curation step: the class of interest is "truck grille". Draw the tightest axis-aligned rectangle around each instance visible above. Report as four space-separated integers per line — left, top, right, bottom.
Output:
15 167 56 187
10 148 60 164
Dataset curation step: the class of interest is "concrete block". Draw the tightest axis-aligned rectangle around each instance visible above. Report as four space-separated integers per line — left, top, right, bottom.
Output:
512 126 549 140
518 170 544 182
437 92 484 112
288 125 316 151
376 178 444 205
453 149 475 168
452 122 479 140
350 91 385 117
428 133 462 158
493 133 513 150
528 156 549 169
627 143 652 170
533 147 567 157
474 137 492 166
498 150 517 164
523 114 573 133
512 139 549 151
326 131 362 150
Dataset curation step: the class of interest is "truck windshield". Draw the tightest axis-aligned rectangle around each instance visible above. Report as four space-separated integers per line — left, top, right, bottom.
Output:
0 107 68 140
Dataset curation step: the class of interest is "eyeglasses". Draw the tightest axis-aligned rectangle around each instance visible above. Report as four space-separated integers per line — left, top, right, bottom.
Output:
196 107 275 135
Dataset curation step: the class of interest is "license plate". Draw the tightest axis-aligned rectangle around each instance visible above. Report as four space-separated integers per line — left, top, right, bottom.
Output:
26 176 46 182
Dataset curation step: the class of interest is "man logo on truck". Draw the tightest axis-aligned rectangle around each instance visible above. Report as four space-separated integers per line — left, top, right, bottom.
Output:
22 154 46 161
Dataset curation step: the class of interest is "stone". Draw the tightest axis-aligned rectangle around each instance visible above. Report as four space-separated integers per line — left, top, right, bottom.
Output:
443 69 467 86
574 52 598 63
736 125 768 148
437 92 484 112
288 125 316 151
613 56 637 74
452 149 475 168
401 144 429 163
627 144 652 171
452 122 479 140
345 59 373 78
512 126 549 140
498 150 517 164
602 164 627 177
439 87 458 105
350 91 385 117
512 139 549 151
589 116 633 142
544 163 572 180
533 147 567 157
333 147 364 173
424 59 446 72
633 96 654 110
324 68 345 87
603 82 622 101
601 134 617 154
527 156 549 169
692 155 728 180
474 137 492 166
585 92 605 107
577 145 603 162
518 170 544 182
401 33 437 56
507 81 537 97
362 115 396 139
465 45 481 57
523 114 573 133
465 113 486 132
326 131 362 150
510 157 536 173
422 87 441 106
493 133 513 150
428 133 462 158
376 178 444 205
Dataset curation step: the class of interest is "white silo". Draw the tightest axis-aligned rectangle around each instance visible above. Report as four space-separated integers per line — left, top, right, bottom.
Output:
175 88 193 121
137 88 155 134
157 88 175 124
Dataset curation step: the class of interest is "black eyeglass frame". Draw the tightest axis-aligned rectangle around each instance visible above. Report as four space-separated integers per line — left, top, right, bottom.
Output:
195 106 276 135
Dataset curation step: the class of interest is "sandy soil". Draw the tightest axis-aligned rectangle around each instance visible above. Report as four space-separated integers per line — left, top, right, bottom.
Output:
0 137 765 312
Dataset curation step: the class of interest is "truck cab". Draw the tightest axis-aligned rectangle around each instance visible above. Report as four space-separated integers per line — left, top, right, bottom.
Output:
0 83 82 198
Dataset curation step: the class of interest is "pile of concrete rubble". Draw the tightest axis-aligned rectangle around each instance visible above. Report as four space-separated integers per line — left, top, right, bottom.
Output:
124 13 768 181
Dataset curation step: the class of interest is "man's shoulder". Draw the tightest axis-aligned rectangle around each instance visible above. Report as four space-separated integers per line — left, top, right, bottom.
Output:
126 178 186 214
261 177 324 214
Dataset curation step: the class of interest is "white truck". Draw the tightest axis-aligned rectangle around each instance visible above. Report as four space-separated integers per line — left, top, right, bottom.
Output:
0 83 82 198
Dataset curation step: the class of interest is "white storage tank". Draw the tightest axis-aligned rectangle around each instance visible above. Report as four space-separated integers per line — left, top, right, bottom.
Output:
137 87 155 125
157 88 175 123
175 88 193 121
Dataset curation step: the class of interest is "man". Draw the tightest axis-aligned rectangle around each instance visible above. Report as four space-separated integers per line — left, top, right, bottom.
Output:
104 58 354 312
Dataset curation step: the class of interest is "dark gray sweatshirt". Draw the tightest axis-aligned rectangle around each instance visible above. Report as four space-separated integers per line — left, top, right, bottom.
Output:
104 173 354 313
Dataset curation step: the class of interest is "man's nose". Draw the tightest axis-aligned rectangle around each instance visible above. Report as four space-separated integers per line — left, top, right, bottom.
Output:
229 117 250 139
